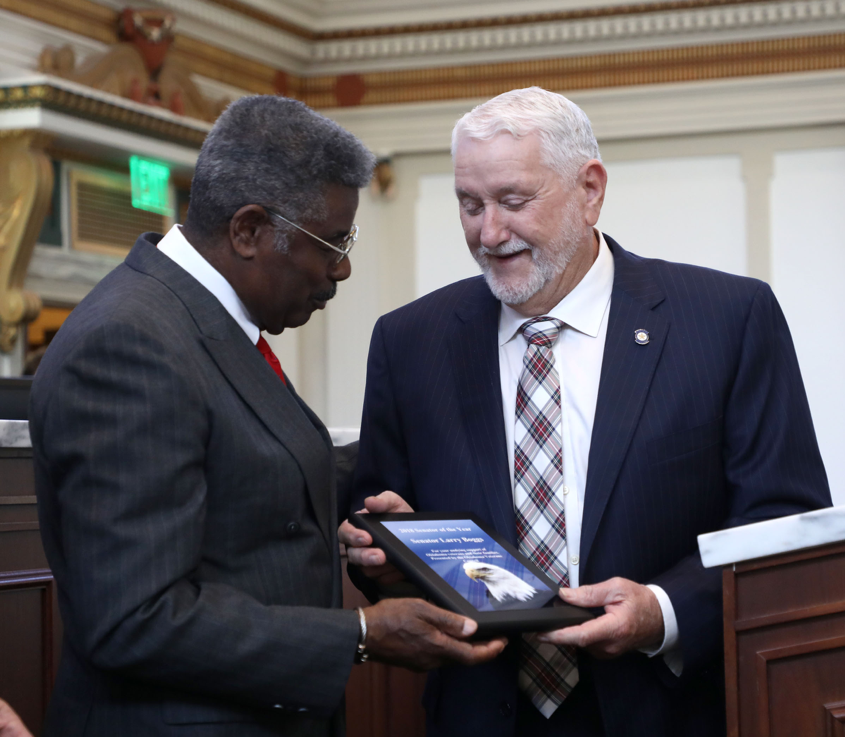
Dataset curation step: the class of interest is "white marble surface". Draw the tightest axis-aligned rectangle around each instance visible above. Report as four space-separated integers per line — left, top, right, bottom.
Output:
0 419 31 448
698 506 845 568
0 421 355 450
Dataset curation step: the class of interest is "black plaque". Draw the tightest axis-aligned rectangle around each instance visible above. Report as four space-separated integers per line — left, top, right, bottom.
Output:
350 512 593 636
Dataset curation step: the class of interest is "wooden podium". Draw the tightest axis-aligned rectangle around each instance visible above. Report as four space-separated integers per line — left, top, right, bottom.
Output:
701 510 845 737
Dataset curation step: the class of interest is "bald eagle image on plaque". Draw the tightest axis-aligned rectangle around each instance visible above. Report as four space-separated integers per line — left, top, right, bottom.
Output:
463 560 546 611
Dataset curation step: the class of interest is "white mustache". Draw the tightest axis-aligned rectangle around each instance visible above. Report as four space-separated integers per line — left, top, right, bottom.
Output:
476 239 532 258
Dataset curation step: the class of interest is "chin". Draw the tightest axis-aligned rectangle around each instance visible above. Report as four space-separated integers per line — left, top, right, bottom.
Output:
284 311 314 330
482 268 547 305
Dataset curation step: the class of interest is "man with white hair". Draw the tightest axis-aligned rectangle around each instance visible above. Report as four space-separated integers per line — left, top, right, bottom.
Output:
343 87 830 736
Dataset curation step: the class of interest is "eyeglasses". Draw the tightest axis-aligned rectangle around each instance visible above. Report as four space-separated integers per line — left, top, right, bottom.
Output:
264 207 358 264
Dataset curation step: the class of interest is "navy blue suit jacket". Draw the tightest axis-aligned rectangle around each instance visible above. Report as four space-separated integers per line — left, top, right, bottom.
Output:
352 236 831 737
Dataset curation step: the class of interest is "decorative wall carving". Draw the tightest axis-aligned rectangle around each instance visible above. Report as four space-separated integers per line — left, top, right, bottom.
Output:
38 7 228 122
0 132 51 354
370 158 396 199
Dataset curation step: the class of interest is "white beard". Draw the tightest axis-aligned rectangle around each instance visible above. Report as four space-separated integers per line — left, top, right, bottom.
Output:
472 199 582 306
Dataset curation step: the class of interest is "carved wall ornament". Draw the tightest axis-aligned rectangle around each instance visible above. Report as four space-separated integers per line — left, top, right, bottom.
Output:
370 158 396 200
38 7 228 122
0 131 52 354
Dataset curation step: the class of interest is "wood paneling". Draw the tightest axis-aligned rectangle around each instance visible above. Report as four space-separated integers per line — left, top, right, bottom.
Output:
0 448 62 737
825 701 845 737
724 540 845 737
0 571 59 736
342 559 427 737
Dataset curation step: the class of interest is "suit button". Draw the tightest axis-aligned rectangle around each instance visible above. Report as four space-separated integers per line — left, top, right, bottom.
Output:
499 701 512 718
286 521 300 535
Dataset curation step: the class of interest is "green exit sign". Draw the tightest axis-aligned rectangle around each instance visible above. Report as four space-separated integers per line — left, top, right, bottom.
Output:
130 156 173 216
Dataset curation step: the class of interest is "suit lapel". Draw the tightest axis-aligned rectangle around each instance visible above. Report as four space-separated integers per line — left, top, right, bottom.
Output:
202 336 334 547
125 235 334 548
580 237 668 572
449 280 517 546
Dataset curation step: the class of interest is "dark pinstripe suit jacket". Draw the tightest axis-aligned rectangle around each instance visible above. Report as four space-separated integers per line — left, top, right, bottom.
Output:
30 233 360 736
352 236 831 737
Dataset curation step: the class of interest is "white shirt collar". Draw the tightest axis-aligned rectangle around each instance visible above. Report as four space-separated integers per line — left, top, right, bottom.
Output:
156 225 261 345
498 230 614 346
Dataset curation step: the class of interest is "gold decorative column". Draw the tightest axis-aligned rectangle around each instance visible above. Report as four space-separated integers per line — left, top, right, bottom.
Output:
0 130 51 359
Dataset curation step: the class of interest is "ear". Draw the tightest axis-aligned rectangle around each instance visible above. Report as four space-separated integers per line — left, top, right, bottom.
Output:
229 205 272 259
578 160 607 228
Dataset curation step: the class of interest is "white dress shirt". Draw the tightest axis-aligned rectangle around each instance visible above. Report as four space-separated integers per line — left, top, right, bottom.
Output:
156 225 260 345
498 232 681 672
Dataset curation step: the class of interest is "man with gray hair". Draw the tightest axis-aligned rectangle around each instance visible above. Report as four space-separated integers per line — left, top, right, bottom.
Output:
30 95 504 737
343 86 830 736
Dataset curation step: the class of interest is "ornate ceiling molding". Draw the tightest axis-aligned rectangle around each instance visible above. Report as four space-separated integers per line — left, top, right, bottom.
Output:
308 0 845 74
325 69 845 155
0 0 842 112
0 76 210 147
0 0 117 45
207 0 839 40
88 0 845 76
297 32 845 107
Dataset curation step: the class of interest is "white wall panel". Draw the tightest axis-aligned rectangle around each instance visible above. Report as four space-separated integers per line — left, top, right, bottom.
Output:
415 173 480 298
771 148 845 505
598 155 747 276
325 192 385 427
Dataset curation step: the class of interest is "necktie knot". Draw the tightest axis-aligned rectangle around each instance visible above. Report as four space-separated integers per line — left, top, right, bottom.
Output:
521 316 564 348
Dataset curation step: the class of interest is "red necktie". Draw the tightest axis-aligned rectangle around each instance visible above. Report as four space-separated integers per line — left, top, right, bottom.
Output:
256 336 286 385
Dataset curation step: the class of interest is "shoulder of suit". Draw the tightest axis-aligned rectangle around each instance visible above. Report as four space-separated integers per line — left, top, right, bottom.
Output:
650 258 769 303
378 275 490 325
42 248 199 379
614 240 769 304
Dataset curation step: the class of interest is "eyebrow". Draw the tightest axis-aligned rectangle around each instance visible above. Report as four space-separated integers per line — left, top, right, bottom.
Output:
312 227 351 242
455 185 525 198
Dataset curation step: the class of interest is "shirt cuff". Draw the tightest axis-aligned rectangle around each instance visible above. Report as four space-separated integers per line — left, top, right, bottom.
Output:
640 584 683 677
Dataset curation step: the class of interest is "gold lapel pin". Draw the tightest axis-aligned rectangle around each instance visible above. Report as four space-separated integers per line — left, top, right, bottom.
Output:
634 329 650 345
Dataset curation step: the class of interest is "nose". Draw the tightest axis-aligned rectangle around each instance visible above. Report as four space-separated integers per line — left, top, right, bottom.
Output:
479 206 509 248
329 255 352 282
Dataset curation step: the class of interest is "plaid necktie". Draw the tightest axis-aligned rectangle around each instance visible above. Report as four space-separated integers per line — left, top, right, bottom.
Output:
514 316 578 718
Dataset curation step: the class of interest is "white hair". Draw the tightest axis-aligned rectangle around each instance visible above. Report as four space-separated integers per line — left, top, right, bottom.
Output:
451 87 601 183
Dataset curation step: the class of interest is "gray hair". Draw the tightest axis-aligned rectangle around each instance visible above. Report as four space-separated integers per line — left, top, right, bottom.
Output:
451 87 600 184
186 95 375 248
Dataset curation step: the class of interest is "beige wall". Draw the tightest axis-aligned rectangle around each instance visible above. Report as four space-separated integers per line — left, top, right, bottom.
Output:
267 121 845 504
